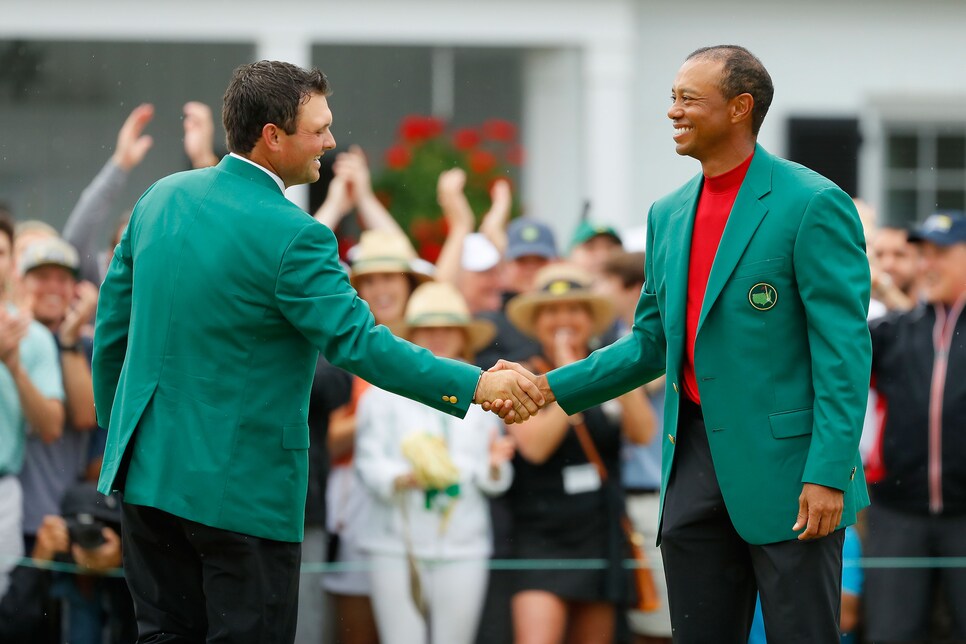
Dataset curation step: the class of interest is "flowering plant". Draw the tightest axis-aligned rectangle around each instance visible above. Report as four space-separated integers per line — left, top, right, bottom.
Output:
373 115 523 261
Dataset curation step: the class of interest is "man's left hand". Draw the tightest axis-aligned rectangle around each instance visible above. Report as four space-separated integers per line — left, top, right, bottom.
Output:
792 483 844 540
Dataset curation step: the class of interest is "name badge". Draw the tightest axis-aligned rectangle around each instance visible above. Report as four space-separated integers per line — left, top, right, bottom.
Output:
562 463 602 495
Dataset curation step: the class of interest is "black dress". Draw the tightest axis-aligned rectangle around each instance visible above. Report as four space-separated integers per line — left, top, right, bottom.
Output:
505 402 627 603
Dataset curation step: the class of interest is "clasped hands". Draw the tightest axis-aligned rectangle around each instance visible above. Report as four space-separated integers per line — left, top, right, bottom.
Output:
473 360 555 424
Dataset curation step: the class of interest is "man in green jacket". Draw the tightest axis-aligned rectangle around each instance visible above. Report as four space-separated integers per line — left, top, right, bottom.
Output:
494 46 871 642
92 60 542 644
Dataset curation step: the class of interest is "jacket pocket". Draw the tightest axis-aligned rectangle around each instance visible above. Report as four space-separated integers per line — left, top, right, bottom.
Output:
282 423 310 450
769 408 813 439
732 256 786 280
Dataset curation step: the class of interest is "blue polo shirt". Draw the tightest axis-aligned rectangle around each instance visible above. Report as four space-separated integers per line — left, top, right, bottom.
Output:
0 308 64 475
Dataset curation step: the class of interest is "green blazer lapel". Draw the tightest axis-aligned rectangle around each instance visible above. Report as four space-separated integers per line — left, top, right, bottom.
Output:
664 178 701 362
219 155 285 195
697 145 774 332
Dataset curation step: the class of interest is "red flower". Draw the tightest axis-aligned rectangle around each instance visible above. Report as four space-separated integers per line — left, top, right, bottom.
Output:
419 241 443 264
506 143 525 166
452 128 482 150
337 236 357 263
468 150 498 175
411 217 439 243
385 145 412 170
399 115 445 142
482 119 517 142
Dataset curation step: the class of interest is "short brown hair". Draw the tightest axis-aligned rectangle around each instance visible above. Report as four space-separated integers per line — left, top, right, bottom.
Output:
687 45 773 136
222 60 330 154
602 251 645 289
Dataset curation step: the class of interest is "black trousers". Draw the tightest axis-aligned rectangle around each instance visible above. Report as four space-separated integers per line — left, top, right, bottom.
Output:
120 502 301 644
660 397 844 644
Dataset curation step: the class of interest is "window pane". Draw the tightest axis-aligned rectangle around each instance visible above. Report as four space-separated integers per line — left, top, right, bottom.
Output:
886 188 919 227
887 134 919 169
936 190 966 212
937 134 966 170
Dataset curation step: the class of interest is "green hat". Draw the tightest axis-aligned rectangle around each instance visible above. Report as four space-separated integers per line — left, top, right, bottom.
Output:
569 220 622 251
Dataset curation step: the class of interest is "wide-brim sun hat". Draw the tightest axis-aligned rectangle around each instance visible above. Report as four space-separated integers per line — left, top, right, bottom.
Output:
506 262 616 338
391 282 496 357
349 229 434 288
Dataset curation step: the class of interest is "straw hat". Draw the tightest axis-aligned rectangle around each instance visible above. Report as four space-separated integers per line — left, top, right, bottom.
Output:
349 229 434 288
392 282 496 358
506 263 616 338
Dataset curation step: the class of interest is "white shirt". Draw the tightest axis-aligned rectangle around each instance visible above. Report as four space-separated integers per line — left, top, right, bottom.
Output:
228 152 285 193
355 387 512 560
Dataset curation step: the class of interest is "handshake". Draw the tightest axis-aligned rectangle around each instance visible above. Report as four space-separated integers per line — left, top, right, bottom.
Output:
473 360 556 424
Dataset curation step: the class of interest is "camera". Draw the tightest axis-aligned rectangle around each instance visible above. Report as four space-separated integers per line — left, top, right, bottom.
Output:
60 482 121 552
66 513 107 550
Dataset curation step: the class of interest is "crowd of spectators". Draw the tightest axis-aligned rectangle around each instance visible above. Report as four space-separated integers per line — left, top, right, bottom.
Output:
0 96 964 644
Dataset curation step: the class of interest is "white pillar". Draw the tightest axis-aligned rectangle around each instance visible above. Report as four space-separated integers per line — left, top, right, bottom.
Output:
522 48 584 249
582 39 637 233
256 34 313 210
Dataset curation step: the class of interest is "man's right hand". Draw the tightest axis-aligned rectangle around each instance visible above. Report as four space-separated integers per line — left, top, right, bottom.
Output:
474 366 546 423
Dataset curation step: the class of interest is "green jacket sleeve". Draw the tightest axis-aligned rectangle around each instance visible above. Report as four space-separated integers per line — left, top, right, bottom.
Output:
549 213 667 414
275 222 481 418
91 218 135 429
793 187 872 491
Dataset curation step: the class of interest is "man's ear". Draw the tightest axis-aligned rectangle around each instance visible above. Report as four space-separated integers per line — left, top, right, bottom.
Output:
261 123 282 151
731 93 754 127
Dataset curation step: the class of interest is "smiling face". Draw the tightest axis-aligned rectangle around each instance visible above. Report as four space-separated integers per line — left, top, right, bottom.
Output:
918 241 966 306
22 264 75 326
355 272 412 325
273 92 336 188
668 57 754 175
872 227 919 295
533 300 594 357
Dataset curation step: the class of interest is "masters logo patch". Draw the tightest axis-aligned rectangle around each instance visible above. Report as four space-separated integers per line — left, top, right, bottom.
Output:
748 283 778 311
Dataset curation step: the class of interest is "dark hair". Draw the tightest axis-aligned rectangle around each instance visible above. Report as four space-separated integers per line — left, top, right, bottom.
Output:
0 211 14 248
602 251 646 288
687 45 773 135
222 60 330 154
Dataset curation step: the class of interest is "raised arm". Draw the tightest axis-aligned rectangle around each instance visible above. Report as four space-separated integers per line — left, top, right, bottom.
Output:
478 179 512 256
338 146 405 235
63 104 153 283
433 168 475 285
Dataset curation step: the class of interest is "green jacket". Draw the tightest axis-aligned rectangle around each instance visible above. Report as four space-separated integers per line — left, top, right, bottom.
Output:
549 145 871 545
93 155 480 542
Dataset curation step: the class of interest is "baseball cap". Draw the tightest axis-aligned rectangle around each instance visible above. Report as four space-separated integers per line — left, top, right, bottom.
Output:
907 211 966 246
461 233 501 272
506 218 557 261
19 237 80 276
60 482 122 525
569 220 622 251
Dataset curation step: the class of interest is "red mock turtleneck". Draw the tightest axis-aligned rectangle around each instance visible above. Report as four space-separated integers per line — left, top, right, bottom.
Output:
681 152 754 404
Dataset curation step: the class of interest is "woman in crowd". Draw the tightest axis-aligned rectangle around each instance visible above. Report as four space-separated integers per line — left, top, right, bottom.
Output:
323 228 432 644
503 263 653 644
355 281 514 644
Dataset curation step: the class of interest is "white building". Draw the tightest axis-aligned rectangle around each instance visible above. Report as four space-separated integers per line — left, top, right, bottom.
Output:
2 0 964 243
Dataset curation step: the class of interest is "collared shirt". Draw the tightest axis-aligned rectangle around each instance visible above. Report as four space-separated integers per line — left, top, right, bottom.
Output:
228 152 285 193
0 305 65 475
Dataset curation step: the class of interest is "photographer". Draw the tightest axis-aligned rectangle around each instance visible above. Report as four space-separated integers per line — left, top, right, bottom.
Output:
53 482 135 644
0 483 134 643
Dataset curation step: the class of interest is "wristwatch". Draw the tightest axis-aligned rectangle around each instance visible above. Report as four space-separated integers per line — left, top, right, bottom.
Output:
58 339 82 353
